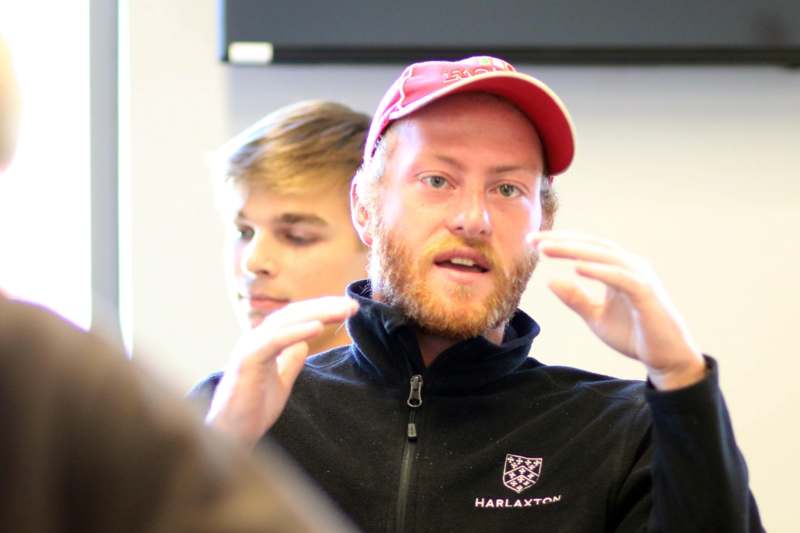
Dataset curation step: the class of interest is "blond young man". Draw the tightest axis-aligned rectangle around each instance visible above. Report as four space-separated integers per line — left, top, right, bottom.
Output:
214 101 369 353
196 57 763 532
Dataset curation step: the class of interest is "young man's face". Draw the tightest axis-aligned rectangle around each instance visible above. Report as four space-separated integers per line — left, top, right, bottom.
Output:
223 182 367 346
365 94 546 340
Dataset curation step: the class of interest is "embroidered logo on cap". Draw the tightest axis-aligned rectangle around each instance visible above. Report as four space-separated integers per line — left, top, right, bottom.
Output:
442 56 515 84
502 454 542 494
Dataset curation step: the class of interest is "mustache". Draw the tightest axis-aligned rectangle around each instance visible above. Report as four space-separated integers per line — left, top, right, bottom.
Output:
421 235 500 271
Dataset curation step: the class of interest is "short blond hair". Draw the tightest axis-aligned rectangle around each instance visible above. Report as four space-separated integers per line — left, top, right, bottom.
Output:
214 100 369 195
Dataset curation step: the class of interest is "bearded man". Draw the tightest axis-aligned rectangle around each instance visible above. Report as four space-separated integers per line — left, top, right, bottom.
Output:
195 56 763 532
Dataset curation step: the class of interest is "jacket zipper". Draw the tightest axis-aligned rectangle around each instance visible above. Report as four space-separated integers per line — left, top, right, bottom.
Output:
396 374 423 533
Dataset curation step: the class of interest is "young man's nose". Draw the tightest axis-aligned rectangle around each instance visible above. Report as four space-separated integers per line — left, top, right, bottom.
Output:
447 190 492 239
243 234 279 277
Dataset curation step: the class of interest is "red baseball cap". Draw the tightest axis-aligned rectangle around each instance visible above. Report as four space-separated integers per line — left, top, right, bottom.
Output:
364 56 575 176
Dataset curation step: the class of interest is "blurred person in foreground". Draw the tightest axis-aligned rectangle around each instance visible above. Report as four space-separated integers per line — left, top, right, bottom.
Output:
194 56 764 532
0 37 355 533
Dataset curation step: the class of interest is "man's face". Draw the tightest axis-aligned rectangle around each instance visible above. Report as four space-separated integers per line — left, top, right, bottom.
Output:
366 94 545 340
223 182 367 345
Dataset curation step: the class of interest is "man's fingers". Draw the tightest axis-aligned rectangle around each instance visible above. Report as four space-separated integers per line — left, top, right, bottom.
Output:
547 276 597 319
261 296 359 331
230 295 359 374
530 232 655 294
574 262 650 304
238 320 324 366
537 241 628 268
527 230 619 251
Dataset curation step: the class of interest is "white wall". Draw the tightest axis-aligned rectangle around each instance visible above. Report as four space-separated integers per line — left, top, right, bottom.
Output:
125 1 799 530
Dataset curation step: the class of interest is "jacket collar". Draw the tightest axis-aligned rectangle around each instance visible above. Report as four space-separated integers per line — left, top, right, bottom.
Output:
345 280 542 393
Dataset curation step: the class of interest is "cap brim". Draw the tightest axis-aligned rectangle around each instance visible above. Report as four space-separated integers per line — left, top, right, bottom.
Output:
387 71 575 176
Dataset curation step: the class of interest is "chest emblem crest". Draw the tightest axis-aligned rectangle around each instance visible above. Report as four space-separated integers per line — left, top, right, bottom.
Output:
502 454 542 494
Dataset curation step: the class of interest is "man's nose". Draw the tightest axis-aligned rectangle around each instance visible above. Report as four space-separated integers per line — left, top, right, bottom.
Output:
243 233 278 277
447 189 492 239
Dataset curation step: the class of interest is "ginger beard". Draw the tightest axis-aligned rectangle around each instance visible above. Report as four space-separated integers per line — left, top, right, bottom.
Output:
369 216 537 341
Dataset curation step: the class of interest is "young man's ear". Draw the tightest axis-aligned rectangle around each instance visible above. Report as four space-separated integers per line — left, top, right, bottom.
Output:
350 180 373 247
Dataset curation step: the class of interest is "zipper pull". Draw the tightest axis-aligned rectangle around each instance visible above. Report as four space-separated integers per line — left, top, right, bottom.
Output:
407 374 423 408
406 375 423 441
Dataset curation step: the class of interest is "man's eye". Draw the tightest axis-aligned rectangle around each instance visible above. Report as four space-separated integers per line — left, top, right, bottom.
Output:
421 175 449 189
280 230 319 246
236 226 254 240
496 183 521 198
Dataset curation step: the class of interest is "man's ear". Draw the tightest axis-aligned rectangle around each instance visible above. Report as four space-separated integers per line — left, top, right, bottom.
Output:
540 213 554 231
350 180 373 247
538 175 556 231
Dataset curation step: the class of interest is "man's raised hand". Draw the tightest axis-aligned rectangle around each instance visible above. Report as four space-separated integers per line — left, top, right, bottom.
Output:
528 231 706 391
206 296 359 448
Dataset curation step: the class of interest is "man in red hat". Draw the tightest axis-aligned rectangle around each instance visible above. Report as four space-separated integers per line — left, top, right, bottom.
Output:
197 56 763 532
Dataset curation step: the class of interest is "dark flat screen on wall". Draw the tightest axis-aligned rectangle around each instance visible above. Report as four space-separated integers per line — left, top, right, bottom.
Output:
219 0 800 65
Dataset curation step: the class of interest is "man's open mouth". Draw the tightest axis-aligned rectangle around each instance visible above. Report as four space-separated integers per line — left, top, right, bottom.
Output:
433 250 491 273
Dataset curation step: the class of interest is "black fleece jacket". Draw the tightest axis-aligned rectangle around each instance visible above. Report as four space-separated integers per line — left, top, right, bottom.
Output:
192 280 763 532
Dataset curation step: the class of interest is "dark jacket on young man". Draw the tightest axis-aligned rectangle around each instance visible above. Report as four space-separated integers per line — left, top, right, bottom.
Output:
192 280 764 533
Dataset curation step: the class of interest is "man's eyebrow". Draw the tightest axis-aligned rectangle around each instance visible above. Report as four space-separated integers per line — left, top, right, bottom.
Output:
432 155 540 176
275 213 328 226
432 154 465 172
236 211 328 226
491 164 542 176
